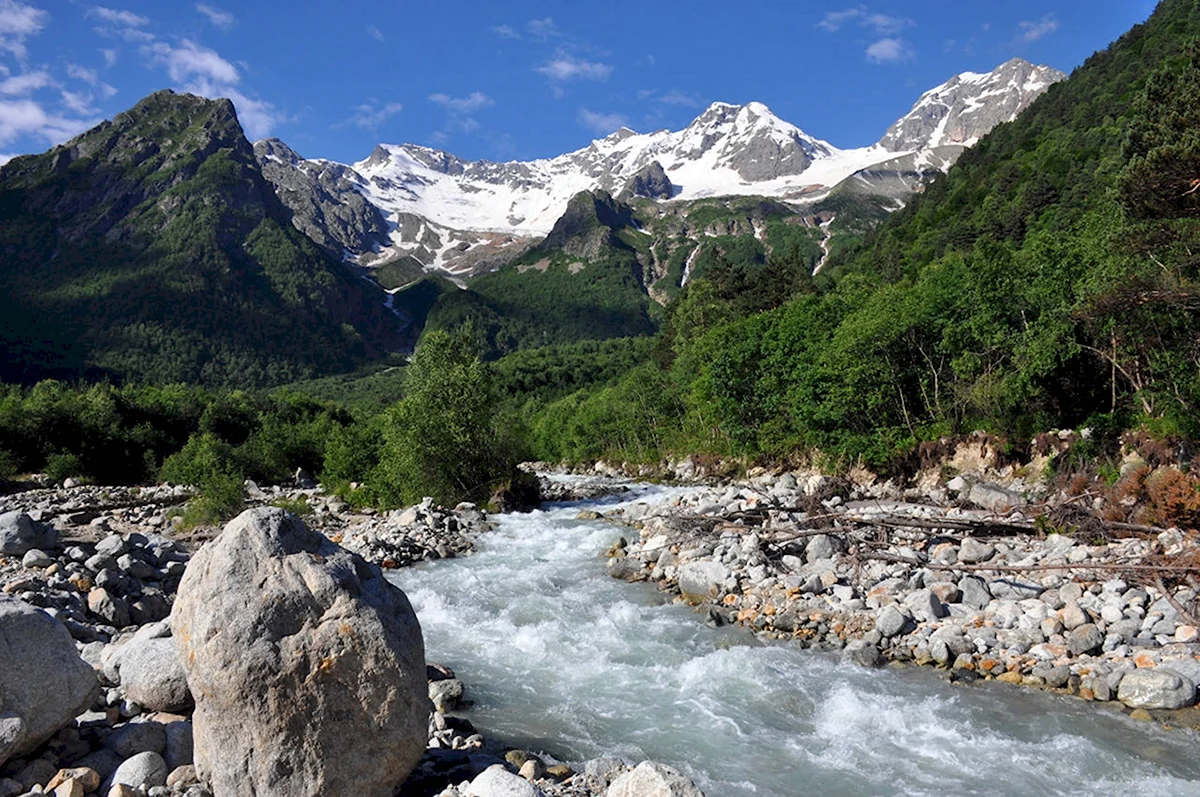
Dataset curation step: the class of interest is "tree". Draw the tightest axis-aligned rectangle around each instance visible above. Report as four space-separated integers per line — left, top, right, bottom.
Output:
368 330 512 507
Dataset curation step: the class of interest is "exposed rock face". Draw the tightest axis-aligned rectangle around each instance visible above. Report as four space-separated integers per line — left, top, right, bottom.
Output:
0 596 99 765
879 58 1065 152
170 507 428 796
539 190 638 261
254 138 390 257
619 160 673 200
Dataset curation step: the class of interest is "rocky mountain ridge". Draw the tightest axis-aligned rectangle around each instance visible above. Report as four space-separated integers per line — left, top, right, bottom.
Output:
256 58 1064 283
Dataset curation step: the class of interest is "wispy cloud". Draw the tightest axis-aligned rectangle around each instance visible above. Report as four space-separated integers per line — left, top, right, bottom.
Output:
1019 15 1058 42
0 98 99 147
196 3 235 31
366 24 384 42
429 91 493 115
0 69 50 95
89 6 153 42
818 8 911 36
658 90 703 108
491 24 518 39
536 51 611 82
429 91 493 134
88 6 148 27
578 108 628 135
100 48 118 67
0 0 47 59
67 63 98 84
347 98 402 130
145 39 239 84
866 37 913 64
526 17 559 40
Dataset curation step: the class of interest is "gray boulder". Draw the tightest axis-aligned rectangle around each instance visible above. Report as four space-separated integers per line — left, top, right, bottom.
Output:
0 512 56 557
170 507 428 797
1117 668 1197 710
677 561 730 603
119 637 191 712
607 761 705 797
109 751 168 791
0 596 98 766
466 764 545 797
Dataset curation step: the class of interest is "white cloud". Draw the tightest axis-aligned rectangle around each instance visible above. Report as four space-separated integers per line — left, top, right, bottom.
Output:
60 89 96 115
1019 15 1058 42
100 48 118 67
178 76 288 138
0 69 50 95
817 8 862 32
658 90 702 108
428 91 493 114
366 24 384 42
536 51 611 82
67 63 99 84
88 6 149 28
196 3 235 31
866 37 913 63
347 98 402 130
526 17 559 40
578 108 628 135
818 8 911 35
145 39 239 85
0 0 47 59
492 24 518 39
0 98 99 147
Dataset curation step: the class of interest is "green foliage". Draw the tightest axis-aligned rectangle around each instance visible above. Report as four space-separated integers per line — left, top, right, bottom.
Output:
160 433 245 527
365 331 517 507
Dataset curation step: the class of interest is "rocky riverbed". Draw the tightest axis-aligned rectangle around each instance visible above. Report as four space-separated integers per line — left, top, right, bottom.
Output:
591 466 1200 725
0 483 707 797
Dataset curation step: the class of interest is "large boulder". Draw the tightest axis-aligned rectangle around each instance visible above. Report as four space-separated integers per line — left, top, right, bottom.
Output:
606 761 706 797
677 561 730 604
170 507 428 796
119 636 191 712
0 596 99 766
1117 668 1197 710
0 512 56 557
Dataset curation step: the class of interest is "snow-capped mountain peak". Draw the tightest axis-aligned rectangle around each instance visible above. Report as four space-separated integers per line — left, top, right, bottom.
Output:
879 57 1066 152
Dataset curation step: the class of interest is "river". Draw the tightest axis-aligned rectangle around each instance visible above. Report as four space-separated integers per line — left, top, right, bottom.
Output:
387 483 1200 796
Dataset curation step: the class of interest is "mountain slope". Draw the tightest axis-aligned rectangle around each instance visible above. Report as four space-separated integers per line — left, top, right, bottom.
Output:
0 90 404 387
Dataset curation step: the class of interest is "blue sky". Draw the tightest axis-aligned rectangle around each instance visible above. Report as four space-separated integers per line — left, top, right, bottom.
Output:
2 1 1158 164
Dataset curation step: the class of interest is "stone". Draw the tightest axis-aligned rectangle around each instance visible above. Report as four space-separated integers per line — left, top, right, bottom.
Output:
875 605 910 639
967 483 1025 512
465 763 543 797
118 638 191 713
958 576 991 610
584 758 629 784
804 535 836 563
676 561 731 604
15 759 57 790
1067 623 1104 656
170 508 428 797
519 759 545 781
166 765 198 789
0 596 98 766
47 769 101 794
109 752 168 790
606 761 704 797
957 538 995 565
20 550 52 569
162 719 193 770
87 588 130 628
1117 668 1197 710
107 784 139 797
429 679 464 714
106 722 166 758
1059 602 1088 631
904 589 947 622
0 512 56 557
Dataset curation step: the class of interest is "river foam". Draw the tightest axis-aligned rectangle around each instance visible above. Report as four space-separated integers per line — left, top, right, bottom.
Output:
388 484 1200 796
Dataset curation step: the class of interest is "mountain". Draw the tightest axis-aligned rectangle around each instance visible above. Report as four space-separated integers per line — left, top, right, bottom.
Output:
0 90 406 387
256 58 1064 287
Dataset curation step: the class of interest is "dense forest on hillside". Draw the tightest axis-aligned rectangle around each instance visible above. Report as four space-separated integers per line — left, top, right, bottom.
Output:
511 0 1200 467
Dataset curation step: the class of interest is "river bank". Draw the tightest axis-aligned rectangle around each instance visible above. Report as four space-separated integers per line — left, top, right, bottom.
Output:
0 482 707 797
545 455 1200 727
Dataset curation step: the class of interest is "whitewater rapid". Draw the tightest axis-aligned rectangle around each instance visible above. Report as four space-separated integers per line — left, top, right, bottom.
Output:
387 483 1200 796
